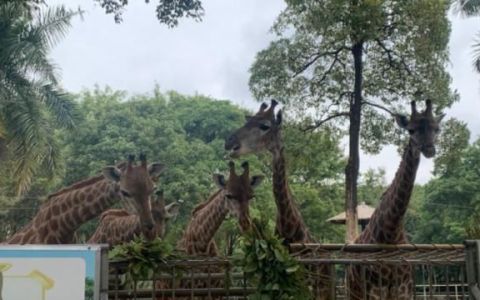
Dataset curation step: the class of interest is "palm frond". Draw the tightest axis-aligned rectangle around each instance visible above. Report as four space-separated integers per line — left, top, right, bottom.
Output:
38 83 79 129
453 0 480 17
472 33 480 73
32 5 82 49
0 3 78 193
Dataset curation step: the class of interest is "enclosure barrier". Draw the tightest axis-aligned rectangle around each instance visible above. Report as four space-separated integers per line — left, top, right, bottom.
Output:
106 242 480 299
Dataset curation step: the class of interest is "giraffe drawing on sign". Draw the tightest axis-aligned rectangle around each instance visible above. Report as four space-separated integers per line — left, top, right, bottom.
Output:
225 100 333 299
348 100 444 299
87 189 180 246
6 154 164 244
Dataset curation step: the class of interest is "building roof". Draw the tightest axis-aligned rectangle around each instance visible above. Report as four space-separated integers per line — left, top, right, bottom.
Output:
327 202 375 224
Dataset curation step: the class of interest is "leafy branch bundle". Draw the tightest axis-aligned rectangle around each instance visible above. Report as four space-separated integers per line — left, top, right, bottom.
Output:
234 218 312 300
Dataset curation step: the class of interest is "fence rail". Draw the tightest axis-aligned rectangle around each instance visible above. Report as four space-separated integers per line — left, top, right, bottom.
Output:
105 242 480 300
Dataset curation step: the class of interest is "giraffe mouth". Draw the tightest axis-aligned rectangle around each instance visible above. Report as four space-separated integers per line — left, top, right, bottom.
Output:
228 145 241 158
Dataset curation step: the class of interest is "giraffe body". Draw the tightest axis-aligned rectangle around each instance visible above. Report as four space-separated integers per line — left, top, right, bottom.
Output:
6 155 164 244
87 190 180 245
157 162 263 299
348 100 444 299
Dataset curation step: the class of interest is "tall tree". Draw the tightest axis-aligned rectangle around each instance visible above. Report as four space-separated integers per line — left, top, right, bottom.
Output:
94 0 204 26
0 2 80 193
250 0 456 241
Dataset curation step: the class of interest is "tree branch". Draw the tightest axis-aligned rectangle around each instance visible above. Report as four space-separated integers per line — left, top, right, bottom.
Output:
302 111 350 132
362 101 396 116
375 38 413 76
292 46 348 78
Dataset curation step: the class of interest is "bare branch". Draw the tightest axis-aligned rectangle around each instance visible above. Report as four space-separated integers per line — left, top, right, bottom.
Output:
362 101 396 116
292 46 348 78
375 39 413 77
302 112 350 132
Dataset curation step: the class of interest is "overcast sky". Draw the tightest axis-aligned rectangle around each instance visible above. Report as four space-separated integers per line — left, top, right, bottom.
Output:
50 0 480 184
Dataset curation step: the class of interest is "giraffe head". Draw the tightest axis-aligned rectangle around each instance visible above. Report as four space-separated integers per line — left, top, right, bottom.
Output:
395 99 445 158
213 161 264 231
225 100 282 157
102 154 165 231
146 189 180 239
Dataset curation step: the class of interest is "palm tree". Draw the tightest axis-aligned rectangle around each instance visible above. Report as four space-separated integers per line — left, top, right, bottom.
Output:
0 2 80 194
452 0 480 72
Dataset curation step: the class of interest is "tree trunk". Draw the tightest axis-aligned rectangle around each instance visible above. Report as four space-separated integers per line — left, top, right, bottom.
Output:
345 41 363 243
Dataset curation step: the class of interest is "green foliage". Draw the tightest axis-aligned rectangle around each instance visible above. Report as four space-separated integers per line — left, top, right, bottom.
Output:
234 218 311 300
94 0 204 26
109 236 177 281
0 86 346 249
84 277 94 300
0 2 81 193
250 0 456 150
413 138 480 243
433 118 470 176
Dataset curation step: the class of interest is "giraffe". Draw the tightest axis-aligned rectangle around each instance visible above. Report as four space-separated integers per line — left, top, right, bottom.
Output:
178 161 263 256
87 189 180 246
155 161 263 299
348 99 444 299
225 100 333 299
6 154 164 244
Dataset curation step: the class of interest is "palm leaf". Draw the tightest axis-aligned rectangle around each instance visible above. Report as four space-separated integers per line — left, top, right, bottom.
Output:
0 3 79 193
472 33 480 73
453 0 480 17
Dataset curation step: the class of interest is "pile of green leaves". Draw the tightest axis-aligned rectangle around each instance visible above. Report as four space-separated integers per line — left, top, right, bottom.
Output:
234 218 312 300
109 236 178 282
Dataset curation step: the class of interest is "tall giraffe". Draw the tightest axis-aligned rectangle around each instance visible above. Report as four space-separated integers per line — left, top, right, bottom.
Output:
6 154 164 244
87 189 180 246
178 161 263 256
348 100 444 299
225 100 312 243
225 100 333 299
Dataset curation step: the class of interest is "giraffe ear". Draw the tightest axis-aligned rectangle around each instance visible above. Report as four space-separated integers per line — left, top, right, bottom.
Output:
212 174 226 189
395 114 409 130
148 163 165 178
165 202 180 219
276 110 283 126
102 166 122 182
250 175 264 189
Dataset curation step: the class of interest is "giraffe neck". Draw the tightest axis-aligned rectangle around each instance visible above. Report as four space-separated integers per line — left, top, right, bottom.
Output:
9 179 121 244
88 212 140 245
181 190 228 255
360 139 421 244
270 142 313 243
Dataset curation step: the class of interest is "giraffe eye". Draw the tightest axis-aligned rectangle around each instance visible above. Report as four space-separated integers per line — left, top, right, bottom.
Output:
408 129 415 134
121 190 131 197
259 124 270 131
225 194 234 200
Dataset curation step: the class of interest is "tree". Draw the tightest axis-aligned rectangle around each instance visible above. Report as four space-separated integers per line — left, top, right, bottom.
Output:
249 0 456 241
413 138 480 243
94 0 204 26
452 0 480 72
0 2 80 193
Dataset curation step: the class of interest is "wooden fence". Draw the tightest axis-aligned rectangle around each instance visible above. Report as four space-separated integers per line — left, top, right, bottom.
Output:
105 241 480 299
